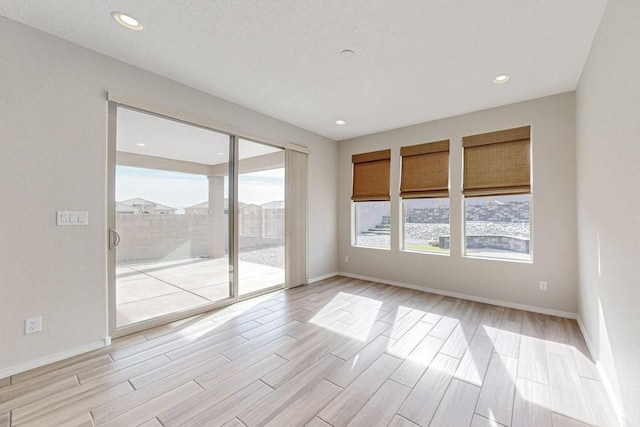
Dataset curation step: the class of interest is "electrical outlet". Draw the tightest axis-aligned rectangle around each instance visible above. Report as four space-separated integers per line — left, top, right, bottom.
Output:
539 281 548 292
344 255 349 263
25 317 42 334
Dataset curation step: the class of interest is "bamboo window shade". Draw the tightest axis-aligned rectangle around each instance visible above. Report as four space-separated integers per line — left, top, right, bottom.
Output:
462 126 531 197
400 140 450 199
351 149 391 201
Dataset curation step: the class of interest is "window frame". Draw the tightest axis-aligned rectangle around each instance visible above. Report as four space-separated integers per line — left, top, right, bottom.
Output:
462 193 534 263
351 149 392 250
352 200 392 250
398 139 451 256
400 197 451 256
461 125 533 263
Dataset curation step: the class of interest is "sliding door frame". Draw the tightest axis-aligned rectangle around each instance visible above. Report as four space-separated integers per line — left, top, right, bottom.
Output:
236 137 288 301
107 95 307 339
107 103 238 338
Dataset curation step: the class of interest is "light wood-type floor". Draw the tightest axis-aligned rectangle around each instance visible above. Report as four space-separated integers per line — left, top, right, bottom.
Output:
0 276 619 426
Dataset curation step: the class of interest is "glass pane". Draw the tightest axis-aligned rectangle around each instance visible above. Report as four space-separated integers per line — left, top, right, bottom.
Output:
403 198 450 254
464 194 531 261
354 201 391 249
115 107 231 328
238 139 285 295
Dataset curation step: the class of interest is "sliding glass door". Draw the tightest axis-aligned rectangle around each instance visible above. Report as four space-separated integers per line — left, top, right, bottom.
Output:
108 105 293 336
111 106 233 330
237 139 286 296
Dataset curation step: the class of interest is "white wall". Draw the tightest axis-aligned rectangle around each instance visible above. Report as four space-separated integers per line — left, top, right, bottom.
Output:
576 0 640 424
0 18 337 375
338 93 578 314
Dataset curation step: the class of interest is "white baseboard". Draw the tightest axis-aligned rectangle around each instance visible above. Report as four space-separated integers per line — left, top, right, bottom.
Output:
337 271 577 319
307 271 339 284
0 340 105 379
576 315 627 426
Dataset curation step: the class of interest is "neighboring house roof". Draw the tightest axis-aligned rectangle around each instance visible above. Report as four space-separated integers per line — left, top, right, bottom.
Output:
240 203 262 212
115 201 137 213
186 201 209 209
224 199 247 210
260 200 285 209
185 200 248 211
119 197 176 212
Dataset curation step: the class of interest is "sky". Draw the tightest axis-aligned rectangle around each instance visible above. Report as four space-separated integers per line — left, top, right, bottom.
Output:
116 166 284 213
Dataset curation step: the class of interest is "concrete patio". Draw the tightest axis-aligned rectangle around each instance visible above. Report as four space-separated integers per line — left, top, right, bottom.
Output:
116 256 284 327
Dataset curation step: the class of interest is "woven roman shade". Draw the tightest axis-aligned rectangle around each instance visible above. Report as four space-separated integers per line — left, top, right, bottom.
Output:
462 126 531 197
400 140 450 199
351 149 391 201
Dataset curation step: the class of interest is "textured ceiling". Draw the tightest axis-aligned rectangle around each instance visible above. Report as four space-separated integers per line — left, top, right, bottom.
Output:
0 1 607 140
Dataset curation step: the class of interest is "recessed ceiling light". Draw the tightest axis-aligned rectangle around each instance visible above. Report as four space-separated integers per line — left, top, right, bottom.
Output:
493 74 510 84
136 143 146 147
112 12 144 31
340 49 356 56
336 120 346 126
218 152 224 155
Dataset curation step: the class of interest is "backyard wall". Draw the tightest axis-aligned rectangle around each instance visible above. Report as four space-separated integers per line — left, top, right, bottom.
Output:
116 214 211 263
0 18 338 377
338 92 578 314
575 0 640 423
115 213 283 264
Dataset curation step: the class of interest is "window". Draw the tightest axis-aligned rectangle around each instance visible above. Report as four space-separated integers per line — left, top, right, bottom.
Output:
352 149 391 249
464 195 531 260
354 201 391 248
400 140 450 254
462 126 532 260
403 198 450 253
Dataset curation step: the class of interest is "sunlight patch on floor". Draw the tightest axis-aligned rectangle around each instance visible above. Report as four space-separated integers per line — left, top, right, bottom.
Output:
178 292 279 341
178 320 221 341
309 292 382 341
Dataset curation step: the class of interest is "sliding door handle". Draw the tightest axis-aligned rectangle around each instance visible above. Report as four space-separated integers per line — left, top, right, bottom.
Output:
108 229 120 249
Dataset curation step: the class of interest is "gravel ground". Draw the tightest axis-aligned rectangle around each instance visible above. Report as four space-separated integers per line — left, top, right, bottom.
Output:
239 245 285 268
356 235 391 248
405 221 529 242
466 221 530 239
359 221 530 248
404 223 451 245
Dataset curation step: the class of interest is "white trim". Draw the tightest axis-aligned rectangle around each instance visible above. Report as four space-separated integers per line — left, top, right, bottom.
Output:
0 340 105 379
104 336 112 346
107 92 310 154
576 315 627 426
307 272 339 284
576 315 596 362
337 271 577 319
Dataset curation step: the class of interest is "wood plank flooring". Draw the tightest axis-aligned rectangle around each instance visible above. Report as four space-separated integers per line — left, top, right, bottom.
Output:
0 276 619 426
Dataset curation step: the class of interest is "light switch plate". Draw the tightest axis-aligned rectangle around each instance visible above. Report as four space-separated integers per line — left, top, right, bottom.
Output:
57 211 89 226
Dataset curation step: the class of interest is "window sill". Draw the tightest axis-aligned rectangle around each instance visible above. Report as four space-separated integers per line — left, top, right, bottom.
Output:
352 244 391 251
401 249 450 257
463 254 533 264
